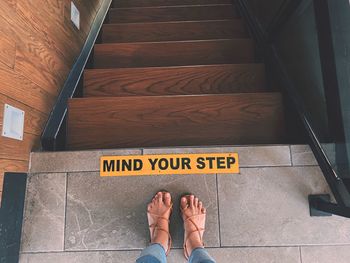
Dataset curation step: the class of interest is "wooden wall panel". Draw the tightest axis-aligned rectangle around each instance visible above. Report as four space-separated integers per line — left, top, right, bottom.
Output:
0 25 16 68
0 134 39 161
0 0 103 201
0 11 16 69
0 65 56 114
16 1 79 66
0 94 48 136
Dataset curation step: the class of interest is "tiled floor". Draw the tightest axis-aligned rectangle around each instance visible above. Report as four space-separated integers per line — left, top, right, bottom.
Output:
20 145 350 262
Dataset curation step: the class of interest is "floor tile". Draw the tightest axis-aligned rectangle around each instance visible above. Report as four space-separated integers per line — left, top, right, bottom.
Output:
20 173 66 252
290 145 317 166
30 149 142 173
19 247 301 263
19 251 140 263
65 172 219 251
207 247 300 263
144 145 291 167
218 167 350 246
301 245 350 263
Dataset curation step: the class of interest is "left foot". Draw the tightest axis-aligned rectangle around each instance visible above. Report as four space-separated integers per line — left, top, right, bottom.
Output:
147 191 172 254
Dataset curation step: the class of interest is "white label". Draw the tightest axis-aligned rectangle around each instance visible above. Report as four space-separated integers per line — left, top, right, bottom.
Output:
71 1 80 29
2 104 25 141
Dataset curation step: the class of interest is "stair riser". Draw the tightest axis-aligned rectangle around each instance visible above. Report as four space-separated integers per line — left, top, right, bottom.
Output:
108 5 238 23
102 20 247 43
67 94 285 150
113 0 232 8
93 40 255 68
84 64 266 97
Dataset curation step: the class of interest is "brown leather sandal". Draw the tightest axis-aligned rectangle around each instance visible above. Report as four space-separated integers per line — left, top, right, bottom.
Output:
180 195 205 260
147 192 173 256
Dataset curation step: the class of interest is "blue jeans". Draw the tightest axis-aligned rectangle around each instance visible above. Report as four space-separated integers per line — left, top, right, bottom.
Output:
136 243 216 263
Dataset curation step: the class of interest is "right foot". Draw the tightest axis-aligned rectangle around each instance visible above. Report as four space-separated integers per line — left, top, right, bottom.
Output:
180 195 206 259
147 192 173 255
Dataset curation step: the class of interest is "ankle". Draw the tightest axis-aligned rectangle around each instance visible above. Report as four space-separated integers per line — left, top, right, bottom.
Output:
187 239 204 255
151 229 169 252
152 239 168 253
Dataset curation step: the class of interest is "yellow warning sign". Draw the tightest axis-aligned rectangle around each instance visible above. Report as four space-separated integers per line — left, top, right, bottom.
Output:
100 153 239 176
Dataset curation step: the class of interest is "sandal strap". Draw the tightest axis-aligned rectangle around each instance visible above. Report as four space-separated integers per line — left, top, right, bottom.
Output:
182 215 205 260
148 215 169 225
150 226 172 256
147 205 173 227
183 234 205 260
147 203 173 256
185 227 205 244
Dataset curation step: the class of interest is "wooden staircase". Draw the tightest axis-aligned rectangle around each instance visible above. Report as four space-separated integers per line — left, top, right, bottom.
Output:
67 0 286 150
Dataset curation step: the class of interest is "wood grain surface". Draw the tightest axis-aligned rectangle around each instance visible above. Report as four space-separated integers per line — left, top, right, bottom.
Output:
108 5 238 23
0 133 39 161
0 0 103 198
67 93 285 150
0 94 47 136
101 20 247 43
0 65 56 114
84 64 266 97
113 0 231 8
94 39 255 68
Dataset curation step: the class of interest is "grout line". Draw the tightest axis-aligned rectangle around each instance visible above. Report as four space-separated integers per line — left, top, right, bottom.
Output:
63 173 68 251
299 246 303 263
19 175 30 253
22 244 347 255
290 145 294 166
215 173 222 247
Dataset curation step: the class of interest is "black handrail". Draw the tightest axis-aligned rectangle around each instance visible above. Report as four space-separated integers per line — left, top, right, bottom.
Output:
235 0 350 217
41 0 113 151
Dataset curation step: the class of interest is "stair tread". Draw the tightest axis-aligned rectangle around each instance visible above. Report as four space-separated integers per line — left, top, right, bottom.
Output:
67 93 285 150
93 39 255 68
84 64 266 97
108 5 238 23
113 0 232 8
102 20 247 43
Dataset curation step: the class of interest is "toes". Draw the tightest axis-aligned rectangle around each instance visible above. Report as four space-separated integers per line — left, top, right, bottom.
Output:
201 207 206 214
157 192 163 203
189 195 195 208
181 197 188 209
164 192 172 206
194 197 199 208
198 201 203 211
147 203 152 211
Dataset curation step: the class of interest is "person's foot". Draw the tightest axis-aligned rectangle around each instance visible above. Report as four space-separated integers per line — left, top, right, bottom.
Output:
180 195 206 259
147 191 172 254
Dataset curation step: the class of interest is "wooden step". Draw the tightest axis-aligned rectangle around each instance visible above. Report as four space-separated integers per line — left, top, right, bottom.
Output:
113 0 232 8
93 39 255 68
108 5 238 23
67 93 285 150
101 20 248 43
84 64 266 97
